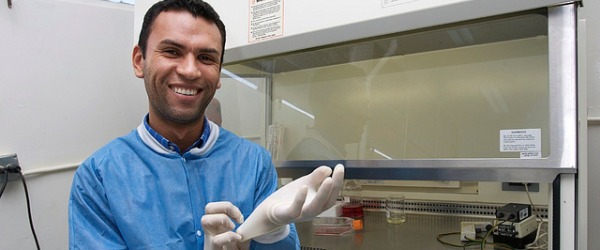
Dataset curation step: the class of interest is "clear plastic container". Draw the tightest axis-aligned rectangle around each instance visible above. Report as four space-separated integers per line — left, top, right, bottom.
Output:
312 217 361 236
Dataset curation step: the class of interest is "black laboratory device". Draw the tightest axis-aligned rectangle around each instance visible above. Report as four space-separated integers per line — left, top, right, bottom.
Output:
492 203 538 249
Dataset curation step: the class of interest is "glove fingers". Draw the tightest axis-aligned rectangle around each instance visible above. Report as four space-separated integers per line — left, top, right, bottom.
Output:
332 164 345 188
205 201 244 224
209 231 243 249
298 164 345 220
201 213 236 235
290 185 309 216
299 165 345 219
311 164 344 209
271 185 307 223
308 166 333 187
302 177 334 218
281 166 331 193
326 164 345 208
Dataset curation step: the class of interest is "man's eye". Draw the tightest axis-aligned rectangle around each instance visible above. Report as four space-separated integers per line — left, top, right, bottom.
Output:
199 55 218 64
163 50 179 56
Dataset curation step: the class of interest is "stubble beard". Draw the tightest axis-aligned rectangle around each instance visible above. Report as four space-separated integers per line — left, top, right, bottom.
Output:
152 100 203 126
146 82 205 127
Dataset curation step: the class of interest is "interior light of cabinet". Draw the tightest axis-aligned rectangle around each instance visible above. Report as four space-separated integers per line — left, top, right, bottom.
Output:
281 99 314 119
221 69 258 90
372 148 393 160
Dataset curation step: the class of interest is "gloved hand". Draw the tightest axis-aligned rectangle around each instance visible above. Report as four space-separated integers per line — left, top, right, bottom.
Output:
236 164 345 242
201 201 249 250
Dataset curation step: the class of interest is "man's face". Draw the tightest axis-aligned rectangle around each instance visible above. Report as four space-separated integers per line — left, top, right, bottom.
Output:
133 10 222 126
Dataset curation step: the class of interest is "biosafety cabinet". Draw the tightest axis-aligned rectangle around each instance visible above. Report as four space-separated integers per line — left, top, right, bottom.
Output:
211 0 580 249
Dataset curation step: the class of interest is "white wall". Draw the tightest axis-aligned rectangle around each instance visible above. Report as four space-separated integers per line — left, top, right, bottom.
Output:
0 1 145 249
580 0 600 249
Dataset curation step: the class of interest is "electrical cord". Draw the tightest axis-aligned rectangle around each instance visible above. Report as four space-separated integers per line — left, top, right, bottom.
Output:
480 219 513 250
1 162 79 250
523 183 548 250
437 183 548 250
19 171 41 250
436 219 513 250
0 165 41 250
479 219 497 249
523 183 542 220
436 232 482 249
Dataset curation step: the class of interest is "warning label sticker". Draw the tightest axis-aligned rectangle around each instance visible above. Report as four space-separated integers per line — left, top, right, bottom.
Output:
249 0 284 42
500 129 541 152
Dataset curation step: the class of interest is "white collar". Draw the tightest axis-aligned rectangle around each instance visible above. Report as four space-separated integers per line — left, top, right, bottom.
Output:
136 120 220 156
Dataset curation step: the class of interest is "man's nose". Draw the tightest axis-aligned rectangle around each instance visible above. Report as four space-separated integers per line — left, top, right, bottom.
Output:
177 54 201 79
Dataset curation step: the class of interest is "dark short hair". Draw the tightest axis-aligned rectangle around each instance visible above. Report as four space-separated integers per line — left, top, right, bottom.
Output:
138 0 226 64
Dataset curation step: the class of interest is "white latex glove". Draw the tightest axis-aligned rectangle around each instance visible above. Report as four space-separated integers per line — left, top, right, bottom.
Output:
236 164 345 242
201 201 248 250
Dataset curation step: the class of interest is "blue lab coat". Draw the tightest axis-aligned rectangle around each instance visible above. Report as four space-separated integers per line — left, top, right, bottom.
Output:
69 119 300 249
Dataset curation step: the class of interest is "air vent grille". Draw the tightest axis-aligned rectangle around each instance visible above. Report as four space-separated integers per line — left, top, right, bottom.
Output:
362 199 548 219
300 246 327 250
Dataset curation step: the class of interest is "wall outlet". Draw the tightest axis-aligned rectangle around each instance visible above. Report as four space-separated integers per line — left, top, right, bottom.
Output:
0 154 21 185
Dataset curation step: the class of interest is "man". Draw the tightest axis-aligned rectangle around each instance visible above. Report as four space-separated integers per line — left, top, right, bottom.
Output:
68 1 343 249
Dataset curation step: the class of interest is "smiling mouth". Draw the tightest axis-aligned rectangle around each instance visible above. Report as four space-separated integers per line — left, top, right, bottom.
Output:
172 87 199 96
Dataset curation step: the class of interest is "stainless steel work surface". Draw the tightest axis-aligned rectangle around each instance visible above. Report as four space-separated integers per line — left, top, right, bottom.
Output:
297 212 505 250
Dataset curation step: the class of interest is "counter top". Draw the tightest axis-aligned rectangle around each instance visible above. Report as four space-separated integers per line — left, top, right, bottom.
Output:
296 211 525 250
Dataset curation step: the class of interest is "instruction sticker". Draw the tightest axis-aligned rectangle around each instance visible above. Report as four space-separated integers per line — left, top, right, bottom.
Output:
249 0 284 43
520 151 541 159
500 129 541 153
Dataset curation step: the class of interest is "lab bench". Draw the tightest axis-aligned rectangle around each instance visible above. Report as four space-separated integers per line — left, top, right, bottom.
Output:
297 211 536 250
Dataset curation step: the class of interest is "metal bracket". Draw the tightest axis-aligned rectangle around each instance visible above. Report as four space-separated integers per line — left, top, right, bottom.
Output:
0 154 21 185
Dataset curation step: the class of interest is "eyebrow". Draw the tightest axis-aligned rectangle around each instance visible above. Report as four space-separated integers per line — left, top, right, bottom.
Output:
158 39 221 57
158 39 185 49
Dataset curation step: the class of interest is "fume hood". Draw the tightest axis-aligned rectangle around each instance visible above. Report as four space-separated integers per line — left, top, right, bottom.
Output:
213 1 579 249
220 5 576 183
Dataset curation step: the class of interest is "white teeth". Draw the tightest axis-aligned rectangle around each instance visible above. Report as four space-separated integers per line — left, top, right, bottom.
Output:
172 87 198 96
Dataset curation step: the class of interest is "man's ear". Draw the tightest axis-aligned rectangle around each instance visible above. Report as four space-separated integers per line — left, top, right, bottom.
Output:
132 45 144 78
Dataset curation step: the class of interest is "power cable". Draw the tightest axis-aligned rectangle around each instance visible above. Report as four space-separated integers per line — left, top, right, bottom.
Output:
19 171 41 250
0 165 41 250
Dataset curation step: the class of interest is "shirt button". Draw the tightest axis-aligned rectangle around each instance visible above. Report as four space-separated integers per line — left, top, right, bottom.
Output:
196 230 202 237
